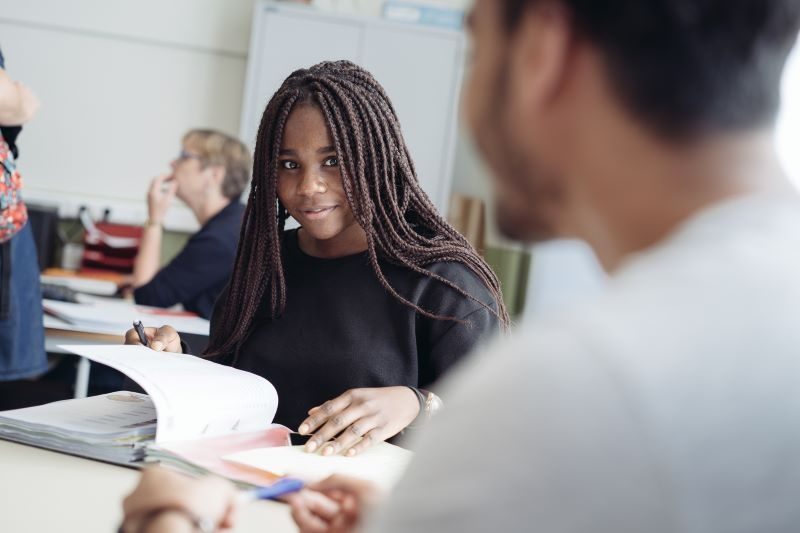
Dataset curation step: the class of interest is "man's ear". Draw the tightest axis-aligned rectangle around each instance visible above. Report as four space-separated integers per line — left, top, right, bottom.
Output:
507 2 573 119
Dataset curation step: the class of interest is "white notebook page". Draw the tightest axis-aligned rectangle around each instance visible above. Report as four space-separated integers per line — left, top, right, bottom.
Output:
62 345 278 443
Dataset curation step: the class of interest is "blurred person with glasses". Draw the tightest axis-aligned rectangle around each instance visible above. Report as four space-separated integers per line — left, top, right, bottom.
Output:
130 129 251 319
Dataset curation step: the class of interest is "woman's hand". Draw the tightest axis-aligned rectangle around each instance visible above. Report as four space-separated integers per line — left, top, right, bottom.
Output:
124 324 182 353
298 387 420 457
121 468 240 533
147 173 177 224
287 475 384 533
0 69 40 125
12 81 39 124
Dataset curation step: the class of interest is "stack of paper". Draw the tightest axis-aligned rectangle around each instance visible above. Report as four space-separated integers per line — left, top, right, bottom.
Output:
43 298 211 336
40 274 119 297
0 345 280 467
0 391 156 464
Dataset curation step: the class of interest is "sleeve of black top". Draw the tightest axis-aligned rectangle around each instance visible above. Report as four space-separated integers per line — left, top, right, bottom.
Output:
199 283 235 364
133 232 233 311
180 339 192 355
416 263 502 389
420 302 500 389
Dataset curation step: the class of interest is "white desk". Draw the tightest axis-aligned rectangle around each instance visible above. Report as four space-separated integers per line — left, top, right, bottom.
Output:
0 440 299 533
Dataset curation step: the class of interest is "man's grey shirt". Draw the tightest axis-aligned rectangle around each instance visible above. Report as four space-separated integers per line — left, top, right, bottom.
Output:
371 193 800 533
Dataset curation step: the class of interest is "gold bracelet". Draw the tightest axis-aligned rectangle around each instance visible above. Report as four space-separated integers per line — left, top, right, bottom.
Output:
406 387 443 428
424 390 443 418
143 218 162 228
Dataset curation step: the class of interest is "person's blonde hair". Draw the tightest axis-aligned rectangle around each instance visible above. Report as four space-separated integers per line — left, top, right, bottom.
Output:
183 129 252 199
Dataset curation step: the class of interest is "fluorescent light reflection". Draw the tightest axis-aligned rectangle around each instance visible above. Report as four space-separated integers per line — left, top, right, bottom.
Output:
777 39 800 188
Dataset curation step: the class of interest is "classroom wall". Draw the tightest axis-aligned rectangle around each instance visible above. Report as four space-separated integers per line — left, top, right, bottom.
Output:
7 1 795 319
0 0 473 234
0 0 254 231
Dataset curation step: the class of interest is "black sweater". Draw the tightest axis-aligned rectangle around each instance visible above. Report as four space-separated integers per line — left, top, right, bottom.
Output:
134 201 244 318
210 229 501 430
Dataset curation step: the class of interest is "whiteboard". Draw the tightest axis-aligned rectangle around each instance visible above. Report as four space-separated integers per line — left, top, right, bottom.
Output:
240 2 466 213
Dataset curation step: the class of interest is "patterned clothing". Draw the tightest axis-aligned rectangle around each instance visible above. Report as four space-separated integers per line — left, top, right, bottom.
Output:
0 136 27 243
0 45 46 380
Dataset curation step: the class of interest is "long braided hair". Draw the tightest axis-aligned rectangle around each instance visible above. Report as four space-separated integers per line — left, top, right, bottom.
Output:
205 60 509 359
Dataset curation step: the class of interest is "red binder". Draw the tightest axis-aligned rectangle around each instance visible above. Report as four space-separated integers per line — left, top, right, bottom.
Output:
81 221 142 274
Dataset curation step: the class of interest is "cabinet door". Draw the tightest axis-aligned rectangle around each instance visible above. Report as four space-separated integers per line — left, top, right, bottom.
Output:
362 26 464 212
241 7 361 148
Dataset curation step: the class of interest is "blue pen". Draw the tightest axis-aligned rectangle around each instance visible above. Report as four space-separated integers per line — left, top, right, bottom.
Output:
246 477 304 501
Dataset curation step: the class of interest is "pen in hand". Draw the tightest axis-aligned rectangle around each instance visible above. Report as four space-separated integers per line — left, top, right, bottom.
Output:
243 478 304 501
133 320 149 347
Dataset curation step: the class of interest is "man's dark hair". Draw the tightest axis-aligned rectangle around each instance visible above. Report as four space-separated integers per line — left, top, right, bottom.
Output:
502 0 800 137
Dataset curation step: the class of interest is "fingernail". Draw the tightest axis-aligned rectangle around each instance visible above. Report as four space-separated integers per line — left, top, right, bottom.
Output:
322 446 333 456
305 440 318 453
151 341 164 351
298 424 309 435
346 449 356 457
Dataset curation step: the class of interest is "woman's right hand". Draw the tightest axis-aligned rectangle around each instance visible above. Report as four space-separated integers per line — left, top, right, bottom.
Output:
0 70 40 125
14 81 40 124
147 174 177 224
124 324 182 353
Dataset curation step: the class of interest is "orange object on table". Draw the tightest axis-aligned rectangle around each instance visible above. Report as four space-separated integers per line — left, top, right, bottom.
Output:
43 267 128 287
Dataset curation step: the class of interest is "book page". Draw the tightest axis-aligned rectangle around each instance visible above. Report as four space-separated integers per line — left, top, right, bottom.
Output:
61 345 278 443
149 425 291 486
223 443 413 489
0 391 155 438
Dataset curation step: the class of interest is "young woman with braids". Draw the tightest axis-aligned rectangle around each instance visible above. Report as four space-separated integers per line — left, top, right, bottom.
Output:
125 60 508 457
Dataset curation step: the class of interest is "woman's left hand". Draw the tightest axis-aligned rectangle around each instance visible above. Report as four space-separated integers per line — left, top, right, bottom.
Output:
298 387 420 457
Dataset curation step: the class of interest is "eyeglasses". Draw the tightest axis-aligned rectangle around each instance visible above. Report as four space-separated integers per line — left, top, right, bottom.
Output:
176 150 203 162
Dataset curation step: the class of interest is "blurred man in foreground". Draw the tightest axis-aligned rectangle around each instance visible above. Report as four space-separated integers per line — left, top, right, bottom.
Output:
121 1 800 532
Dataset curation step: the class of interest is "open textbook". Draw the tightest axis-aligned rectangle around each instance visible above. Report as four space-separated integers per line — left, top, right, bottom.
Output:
0 345 415 489
0 345 280 464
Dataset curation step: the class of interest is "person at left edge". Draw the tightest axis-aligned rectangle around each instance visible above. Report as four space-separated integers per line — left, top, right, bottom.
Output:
130 130 251 319
0 45 46 381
